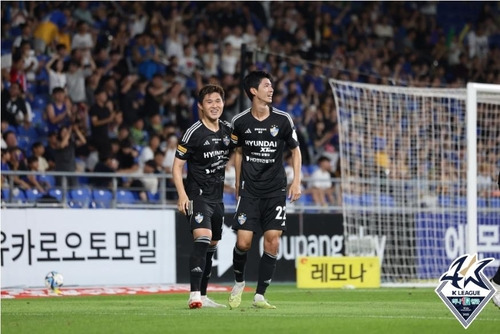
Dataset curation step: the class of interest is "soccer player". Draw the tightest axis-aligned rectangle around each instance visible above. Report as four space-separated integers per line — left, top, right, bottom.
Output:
172 84 232 309
228 71 302 309
491 171 500 309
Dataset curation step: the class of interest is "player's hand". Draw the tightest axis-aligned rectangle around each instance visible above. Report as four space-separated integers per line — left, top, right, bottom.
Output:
177 194 190 215
288 182 302 203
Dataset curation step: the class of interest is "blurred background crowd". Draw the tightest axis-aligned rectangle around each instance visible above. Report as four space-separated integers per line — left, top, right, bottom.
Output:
1 1 499 208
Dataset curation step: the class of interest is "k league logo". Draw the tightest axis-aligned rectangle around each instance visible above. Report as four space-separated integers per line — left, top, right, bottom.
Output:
435 253 496 329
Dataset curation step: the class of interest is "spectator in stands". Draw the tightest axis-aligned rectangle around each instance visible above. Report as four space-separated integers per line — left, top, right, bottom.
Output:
308 156 335 208
129 118 148 147
143 73 168 119
6 146 30 191
45 55 67 94
53 125 87 187
131 159 158 201
116 139 139 175
46 87 72 133
9 52 27 93
30 142 49 172
161 133 177 174
71 20 94 66
26 156 47 194
66 56 95 106
2 131 19 150
19 40 39 88
138 134 160 169
132 33 162 80
1 82 33 128
91 151 118 189
89 87 115 156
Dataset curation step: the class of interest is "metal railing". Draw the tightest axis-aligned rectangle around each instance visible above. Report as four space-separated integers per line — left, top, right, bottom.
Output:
0 170 344 212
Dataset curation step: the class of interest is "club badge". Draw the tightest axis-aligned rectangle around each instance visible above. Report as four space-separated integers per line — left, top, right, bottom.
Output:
194 213 204 224
270 125 279 137
237 213 247 225
223 135 230 146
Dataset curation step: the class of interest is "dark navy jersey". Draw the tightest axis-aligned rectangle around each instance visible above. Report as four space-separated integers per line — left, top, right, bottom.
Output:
230 106 299 198
176 119 232 202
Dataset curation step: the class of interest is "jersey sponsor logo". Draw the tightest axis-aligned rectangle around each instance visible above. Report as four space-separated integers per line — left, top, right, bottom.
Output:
270 125 279 137
203 149 229 159
237 213 247 225
254 127 267 134
194 212 204 224
203 140 210 146
244 140 277 147
260 147 276 153
246 156 276 164
245 128 252 134
177 144 187 153
223 135 230 146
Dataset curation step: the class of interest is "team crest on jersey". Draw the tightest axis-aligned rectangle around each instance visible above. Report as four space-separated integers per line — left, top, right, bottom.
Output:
194 213 204 223
237 213 247 225
223 135 230 146
270 125 279 137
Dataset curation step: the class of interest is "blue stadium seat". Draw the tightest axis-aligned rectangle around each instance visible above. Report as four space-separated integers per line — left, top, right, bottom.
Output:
68 188 91 208
477 198 487 208
489 198 500 208
1 188 26 203
116 189 137 204
48 188 63 202
454 196 467 207
31 94 50 110
223 192 237 206
438 195 452 207
379 194 396 207
92 189 113 208
343 193 361 206
37 175 56 189
360 194 375 207
146 191 160 203
25 189 44 202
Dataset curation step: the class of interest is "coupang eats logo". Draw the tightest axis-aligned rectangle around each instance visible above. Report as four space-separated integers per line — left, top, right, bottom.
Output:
435 253 497 329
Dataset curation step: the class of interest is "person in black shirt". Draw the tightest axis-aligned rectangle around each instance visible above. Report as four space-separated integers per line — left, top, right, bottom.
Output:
172 84 232 309
228 71 302 309
89 87 115 157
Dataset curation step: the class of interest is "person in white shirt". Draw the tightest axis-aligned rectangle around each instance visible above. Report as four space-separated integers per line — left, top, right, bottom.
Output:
309 156 335 207
138 134 160 168
46 55 67 94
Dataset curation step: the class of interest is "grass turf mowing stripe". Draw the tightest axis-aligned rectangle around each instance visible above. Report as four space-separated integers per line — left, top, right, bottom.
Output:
2 285 498 334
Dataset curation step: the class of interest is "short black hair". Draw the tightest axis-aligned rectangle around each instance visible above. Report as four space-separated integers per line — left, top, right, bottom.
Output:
198 84 225 104
243 71 272 101
52 87 65 95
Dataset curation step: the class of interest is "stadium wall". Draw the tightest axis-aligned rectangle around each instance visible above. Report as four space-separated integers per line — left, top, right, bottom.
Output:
1 209 345 287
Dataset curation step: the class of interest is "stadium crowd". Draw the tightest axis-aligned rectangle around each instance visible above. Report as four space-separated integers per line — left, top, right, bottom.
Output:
1 1 499 207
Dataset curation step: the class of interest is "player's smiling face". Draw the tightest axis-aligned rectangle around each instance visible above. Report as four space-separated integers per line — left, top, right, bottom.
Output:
200 92 224 122
254 78 273 104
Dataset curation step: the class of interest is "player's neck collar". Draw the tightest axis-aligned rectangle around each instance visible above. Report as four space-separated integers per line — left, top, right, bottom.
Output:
201 118 219 132
251 104 272 121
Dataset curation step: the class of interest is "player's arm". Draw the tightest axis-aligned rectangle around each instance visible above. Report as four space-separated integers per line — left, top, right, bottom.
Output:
233 147 242 198
172 157 189 215
288 146 302 202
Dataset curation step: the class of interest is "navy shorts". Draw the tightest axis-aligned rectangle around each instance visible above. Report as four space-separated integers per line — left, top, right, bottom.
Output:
187 195 224 241
232 196 287 233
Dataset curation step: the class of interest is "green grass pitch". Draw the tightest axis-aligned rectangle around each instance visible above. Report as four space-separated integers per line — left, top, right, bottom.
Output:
2 284 498 334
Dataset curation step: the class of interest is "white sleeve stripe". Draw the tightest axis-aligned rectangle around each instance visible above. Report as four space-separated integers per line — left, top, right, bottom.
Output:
272 108 296 128
230 108 251 127
181 121 202 142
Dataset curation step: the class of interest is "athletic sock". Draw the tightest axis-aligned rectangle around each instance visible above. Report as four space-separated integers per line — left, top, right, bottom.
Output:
233 246 248 283
493 267 500 285
189 236 210 292
200 245 216 296
256 252 277 295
